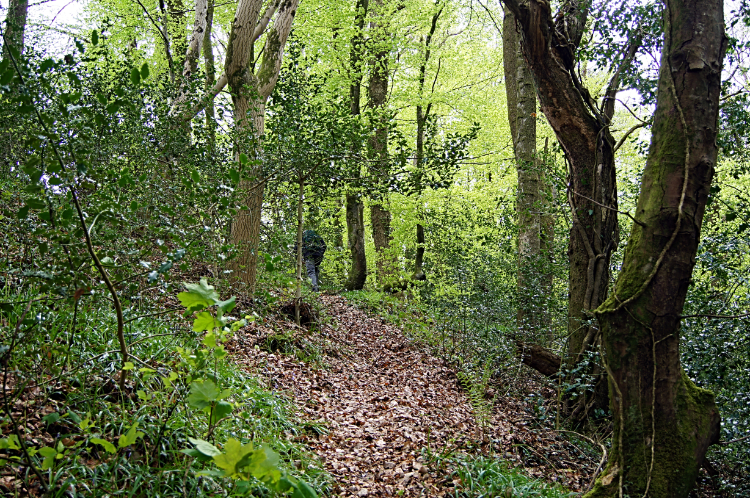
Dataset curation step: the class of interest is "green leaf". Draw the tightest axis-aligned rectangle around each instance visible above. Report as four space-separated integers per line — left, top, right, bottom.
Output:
187 437 222 458
228 169 240 184
122 361 135 371
239 153 249 164
242 444 281 482
202 331 217 347
178 279 219 311
40 59 54 72
38 446 57 470
106 101 121 114
118 422 143 448
193 312 218 333
217 296 236 314
181 448 214 461
96 92 107 105
140 63 150 80
211 401 233 424
25 198 46 210
0 69 14 86
726 211 737 222
191 170 200 182
66 410 82 425
43 412 60 425
0 59 9 73
212 438 256 477
17 206 29 219
90 437 116 454
291 480 318 498
0 435 20 450
91 30 99 46
187 379 220 409
130 67 141 85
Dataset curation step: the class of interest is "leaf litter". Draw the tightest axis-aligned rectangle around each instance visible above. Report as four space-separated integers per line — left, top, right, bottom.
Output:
227 295 600 497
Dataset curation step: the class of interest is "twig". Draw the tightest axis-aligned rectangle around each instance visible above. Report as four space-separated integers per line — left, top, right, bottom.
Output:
680 311 750 320
718 434 750 445
571 189 646 227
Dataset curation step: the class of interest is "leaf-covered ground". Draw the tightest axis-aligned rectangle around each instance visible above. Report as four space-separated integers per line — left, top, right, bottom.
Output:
228 295 599 497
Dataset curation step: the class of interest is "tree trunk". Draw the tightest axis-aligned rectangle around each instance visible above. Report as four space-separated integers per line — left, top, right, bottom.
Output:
412 4 442 283
2 0 28 58
225 0 298 293
368 0 393 287
345 0 369 291
203 0 216 148
588 1 725 496
501 1 621 421
503 6 541 340
346 193 367 290
166 0 188 74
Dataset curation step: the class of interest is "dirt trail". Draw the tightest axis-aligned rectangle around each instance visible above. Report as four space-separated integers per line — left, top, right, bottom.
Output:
229 295 593 496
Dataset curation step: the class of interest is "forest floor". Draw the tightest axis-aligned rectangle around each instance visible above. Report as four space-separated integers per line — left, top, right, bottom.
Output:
228 295 599 497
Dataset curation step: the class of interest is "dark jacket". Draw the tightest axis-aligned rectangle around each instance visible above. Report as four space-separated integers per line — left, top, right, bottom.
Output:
300 230 326 264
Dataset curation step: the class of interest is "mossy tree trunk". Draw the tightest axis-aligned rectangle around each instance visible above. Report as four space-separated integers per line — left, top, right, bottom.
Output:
345 0 369 291
2 0 28 58
367 0 394 288
503 5 541 340
588 1 725 496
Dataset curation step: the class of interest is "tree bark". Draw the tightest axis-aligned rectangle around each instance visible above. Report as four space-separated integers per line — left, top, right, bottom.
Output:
2 0 28 58
225 0 298 293
503 6 541 340
501 1 622 421
367 0 393 288
203 0 216 148
345 0 369 291
169 0 208 117
588 1 725 496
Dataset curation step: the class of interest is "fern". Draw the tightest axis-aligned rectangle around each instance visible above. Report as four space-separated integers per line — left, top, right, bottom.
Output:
457 361 495 429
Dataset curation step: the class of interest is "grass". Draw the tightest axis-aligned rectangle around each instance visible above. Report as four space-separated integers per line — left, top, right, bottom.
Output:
428 451 576 498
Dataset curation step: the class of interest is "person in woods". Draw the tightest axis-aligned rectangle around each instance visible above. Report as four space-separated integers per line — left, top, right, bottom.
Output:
300 229 326 292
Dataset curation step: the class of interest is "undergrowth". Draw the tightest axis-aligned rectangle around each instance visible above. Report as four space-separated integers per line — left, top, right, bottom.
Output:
0 283 331 497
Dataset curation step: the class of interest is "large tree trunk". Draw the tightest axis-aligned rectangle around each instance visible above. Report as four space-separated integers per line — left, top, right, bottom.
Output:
367 0 393 288
588 1 725 496
225 0 298 293
503 6 541 340
502 0 623 420
2 0 28 58
345 0 369 291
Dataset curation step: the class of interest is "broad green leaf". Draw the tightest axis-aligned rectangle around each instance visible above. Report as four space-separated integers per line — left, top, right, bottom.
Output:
178 279 219 311
187 379 220 409
211 401 233 424
122 361 135 371
91 30 99 46
193 312 217 333
202 331 217 347
130 67 141 85
118 422 143 448
90 437 116 454
42 412 60 425
217 297 236 314
291 480 319 498
96 92 107 105
242 444 281 482
140 63 150 80
212 438 255 477
0 435 20 450
187 437 222 457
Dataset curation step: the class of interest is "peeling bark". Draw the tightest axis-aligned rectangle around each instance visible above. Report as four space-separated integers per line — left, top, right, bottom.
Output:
589 1 726 496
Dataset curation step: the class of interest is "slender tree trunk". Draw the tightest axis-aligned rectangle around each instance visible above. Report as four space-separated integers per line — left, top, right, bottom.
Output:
503 6 541 340
368 0 393 288
203 0 216 148
295 176 304 326
345 0 369 290
2 0 28 58
412 3 442 283
588 1 725 495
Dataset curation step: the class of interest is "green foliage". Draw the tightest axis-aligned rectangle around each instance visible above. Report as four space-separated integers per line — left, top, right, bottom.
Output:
428 452 575 498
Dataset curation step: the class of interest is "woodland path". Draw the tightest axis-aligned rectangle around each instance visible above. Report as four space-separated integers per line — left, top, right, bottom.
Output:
228 295 594 497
